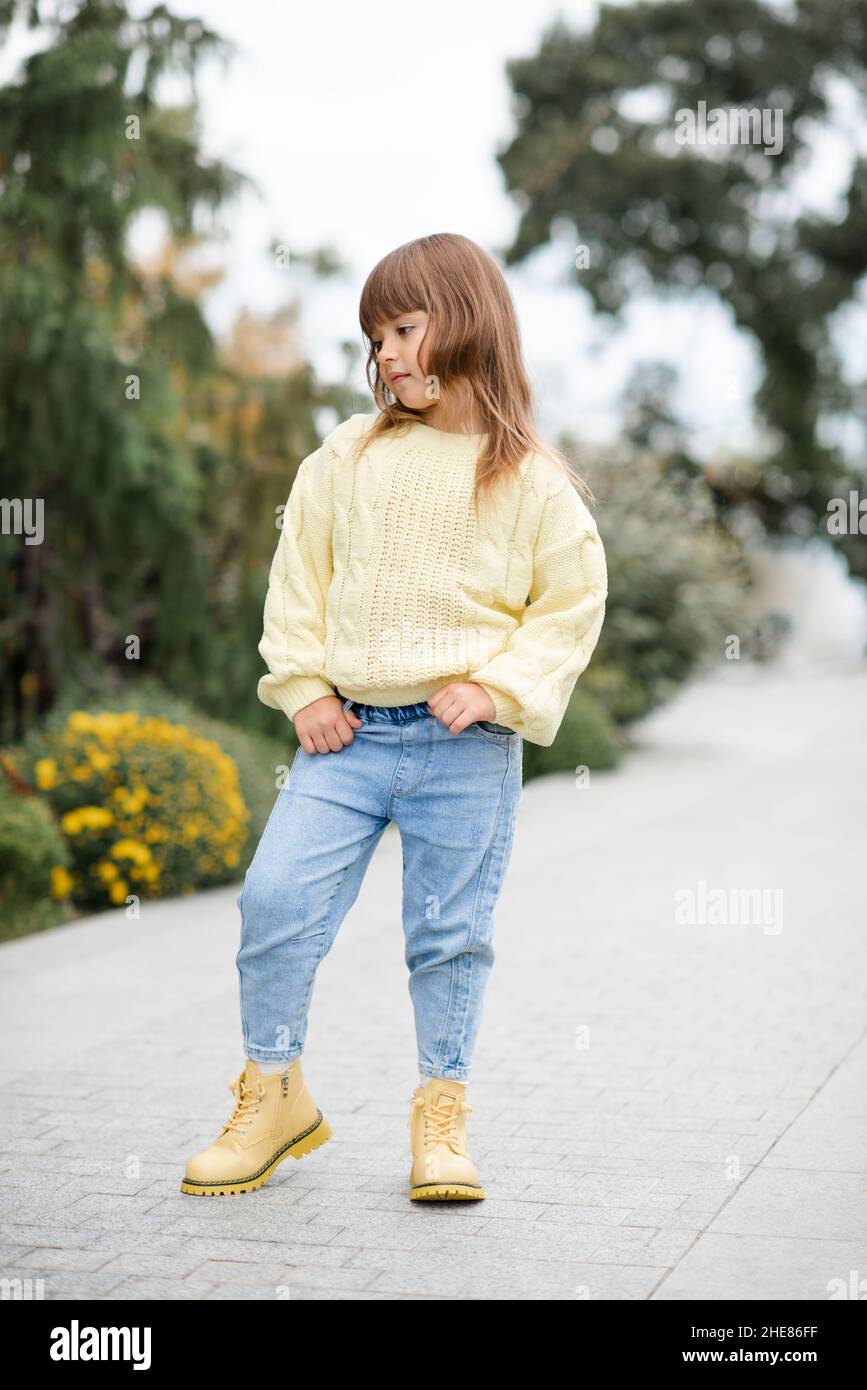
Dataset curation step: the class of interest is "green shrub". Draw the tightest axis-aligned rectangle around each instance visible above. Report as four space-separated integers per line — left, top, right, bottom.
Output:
582 450 752 724
0 766 71 940
523 688 622 780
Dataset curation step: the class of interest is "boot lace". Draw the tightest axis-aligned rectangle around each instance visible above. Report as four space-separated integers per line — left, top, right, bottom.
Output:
223 1074 264 1135
409 1095 473 1154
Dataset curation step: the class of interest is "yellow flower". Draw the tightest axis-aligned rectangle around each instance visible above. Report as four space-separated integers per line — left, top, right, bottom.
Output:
61 805 114 834
35 758 58 790
85 745 112 773
61 806 113 834
109 878 129 904
112 785 150 815
110 838 152 865
50 865 73 899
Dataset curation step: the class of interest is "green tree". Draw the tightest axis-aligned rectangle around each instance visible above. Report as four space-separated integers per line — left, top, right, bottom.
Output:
0 0 353 744
0 0 246 741
496 0 867 577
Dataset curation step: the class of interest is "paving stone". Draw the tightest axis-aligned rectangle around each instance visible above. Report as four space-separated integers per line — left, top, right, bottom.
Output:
16 1247 121 1272
0 1224 106 1248
194 1260 376 1292
653 1232 867 1300
96 1276 222 1300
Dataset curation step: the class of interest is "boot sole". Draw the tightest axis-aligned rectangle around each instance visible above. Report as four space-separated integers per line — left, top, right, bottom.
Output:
179 1110 332 1196
410 1183 485 1201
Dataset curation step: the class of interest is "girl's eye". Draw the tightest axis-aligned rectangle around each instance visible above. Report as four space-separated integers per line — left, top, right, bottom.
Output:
373 325 414 353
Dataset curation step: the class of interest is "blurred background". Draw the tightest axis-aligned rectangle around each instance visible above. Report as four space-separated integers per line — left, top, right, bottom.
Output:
2 0 866 940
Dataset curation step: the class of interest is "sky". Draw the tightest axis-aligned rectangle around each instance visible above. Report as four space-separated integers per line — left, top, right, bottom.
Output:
2 0 865 462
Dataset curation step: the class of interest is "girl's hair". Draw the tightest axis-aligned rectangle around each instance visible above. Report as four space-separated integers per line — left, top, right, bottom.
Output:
354 232 593 512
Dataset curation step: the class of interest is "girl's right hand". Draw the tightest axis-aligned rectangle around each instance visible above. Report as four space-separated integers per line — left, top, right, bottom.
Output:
293 696 363 754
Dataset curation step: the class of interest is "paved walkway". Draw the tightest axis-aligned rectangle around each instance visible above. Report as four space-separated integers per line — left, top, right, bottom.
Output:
2 661 866 1300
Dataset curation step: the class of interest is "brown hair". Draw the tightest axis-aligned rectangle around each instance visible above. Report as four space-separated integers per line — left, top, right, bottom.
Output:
354 233 592 513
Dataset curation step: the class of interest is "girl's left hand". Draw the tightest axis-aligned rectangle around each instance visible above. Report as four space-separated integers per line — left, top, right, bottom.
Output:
426 681 497 735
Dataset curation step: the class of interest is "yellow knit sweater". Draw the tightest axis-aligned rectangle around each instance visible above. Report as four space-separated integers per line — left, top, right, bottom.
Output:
256 413 608 747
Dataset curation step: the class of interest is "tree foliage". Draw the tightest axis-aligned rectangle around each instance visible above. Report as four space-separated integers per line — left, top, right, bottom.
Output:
496 0 867 577
0 0 353 744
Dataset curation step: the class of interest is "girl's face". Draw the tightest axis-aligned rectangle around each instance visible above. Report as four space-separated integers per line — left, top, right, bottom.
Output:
371 309 434 411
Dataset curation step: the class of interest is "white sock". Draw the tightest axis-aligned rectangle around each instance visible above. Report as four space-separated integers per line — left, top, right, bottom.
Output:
251 1057 298 1075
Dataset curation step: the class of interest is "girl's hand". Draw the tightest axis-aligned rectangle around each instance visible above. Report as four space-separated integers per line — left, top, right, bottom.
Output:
293 696 363 754
426 682 497 735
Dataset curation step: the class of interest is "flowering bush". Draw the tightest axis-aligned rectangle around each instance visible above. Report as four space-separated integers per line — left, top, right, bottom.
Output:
0 767 72 938
12 710 250 911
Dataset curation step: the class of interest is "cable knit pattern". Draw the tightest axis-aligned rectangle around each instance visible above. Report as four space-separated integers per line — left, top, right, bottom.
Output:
256 413 608 747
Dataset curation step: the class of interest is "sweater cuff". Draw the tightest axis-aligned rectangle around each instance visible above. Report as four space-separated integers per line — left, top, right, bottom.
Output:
260 675 338 723
473 682 524 730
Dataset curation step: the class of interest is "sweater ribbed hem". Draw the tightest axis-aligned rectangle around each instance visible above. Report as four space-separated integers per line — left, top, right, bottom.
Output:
257 674 338 721
333 675 470 708
257 672 525 724
472 683 524 730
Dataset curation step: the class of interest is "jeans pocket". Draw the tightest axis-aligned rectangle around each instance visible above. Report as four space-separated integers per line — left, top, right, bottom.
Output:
472 720 518 744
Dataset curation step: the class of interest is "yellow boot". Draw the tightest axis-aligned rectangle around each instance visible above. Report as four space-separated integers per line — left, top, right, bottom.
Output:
180 1058 331 1196
408 1078 485 1201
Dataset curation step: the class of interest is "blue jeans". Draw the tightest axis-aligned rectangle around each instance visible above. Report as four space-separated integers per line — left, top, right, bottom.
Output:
235 693 523 1083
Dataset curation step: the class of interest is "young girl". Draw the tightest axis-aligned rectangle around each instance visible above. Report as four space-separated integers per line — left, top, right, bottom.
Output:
181 233 608 1202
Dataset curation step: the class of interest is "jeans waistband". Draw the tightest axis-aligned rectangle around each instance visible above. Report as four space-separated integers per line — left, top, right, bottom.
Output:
335 689 432 724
